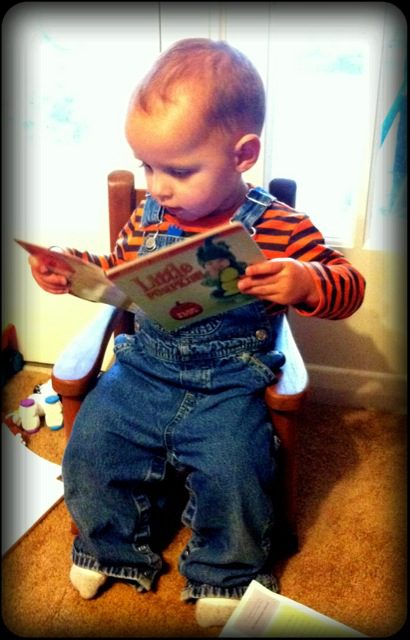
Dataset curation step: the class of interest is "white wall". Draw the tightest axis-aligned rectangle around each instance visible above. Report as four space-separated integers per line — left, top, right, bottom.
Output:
289 246 407 413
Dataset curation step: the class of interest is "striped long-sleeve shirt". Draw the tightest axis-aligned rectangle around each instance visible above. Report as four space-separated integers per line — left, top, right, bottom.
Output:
69 197 365 321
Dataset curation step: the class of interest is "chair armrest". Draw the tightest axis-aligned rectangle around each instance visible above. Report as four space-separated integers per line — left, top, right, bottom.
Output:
52 305 123 398
264 315 308 550
264 314 309 413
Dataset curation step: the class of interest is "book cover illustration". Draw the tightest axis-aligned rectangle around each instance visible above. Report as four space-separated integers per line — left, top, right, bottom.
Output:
16 222 266 330
106 222 266 329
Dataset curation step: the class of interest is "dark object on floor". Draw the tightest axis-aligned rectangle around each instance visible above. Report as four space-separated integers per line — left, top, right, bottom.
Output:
2 324 24 387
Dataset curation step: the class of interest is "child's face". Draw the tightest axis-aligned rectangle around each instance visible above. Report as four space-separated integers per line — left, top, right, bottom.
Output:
125 96 248 223
204 257 230 278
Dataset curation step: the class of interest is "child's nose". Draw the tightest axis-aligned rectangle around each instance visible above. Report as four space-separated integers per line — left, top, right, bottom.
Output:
150 173 172 202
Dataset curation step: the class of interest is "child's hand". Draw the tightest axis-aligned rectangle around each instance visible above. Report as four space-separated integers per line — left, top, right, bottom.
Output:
238 258 319 308
29 254 71 295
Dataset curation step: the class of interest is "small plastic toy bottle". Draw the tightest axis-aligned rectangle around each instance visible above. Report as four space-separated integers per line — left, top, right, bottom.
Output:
44 395 63 431
29 379 56 416
19 398 41 433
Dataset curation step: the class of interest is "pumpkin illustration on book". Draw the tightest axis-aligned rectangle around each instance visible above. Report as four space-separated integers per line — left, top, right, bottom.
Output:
170 300 204 321
197 237 248 299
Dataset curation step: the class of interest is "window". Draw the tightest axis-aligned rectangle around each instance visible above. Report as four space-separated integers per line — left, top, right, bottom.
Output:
7 3 400 253
365 5 407 253
220 3 400 249
4 4 160 250
262 5 385 248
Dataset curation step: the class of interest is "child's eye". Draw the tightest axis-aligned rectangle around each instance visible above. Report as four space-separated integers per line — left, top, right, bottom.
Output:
168 168 192 178
139 162 152 173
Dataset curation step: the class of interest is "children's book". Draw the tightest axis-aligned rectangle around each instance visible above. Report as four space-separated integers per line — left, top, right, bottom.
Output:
16 221 266 330
220 580 367 638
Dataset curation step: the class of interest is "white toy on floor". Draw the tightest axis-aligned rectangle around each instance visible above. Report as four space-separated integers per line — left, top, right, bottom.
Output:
18 398 41 433
29 379 56 416
29 379 63 431
44 395 63 431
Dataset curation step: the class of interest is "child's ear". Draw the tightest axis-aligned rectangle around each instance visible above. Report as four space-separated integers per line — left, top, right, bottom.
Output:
234 134 261 173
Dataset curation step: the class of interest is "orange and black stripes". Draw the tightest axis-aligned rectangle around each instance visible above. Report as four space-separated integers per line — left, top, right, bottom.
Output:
67 198 365 321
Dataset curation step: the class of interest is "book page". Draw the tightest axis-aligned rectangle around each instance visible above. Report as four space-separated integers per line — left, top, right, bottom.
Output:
220 581 367 638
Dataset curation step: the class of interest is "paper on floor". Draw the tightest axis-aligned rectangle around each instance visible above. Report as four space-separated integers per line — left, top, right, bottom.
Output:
1 425 64 555
220 580 367 638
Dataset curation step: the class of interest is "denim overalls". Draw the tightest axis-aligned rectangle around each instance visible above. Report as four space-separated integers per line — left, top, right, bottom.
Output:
62 187 285 600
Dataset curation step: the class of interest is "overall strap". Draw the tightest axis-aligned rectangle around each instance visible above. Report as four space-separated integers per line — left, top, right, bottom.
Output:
141 187 276 229
231 187 276 231
141 194 164 226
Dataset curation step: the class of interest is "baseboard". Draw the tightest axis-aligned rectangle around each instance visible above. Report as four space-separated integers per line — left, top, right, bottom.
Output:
23 363 53 375
23 362 406 415
306 364 407 414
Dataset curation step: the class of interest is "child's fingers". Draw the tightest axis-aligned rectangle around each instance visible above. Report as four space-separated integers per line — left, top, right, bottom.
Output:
39 281 70 294
244 259 287 277
29 255 70 292
238 260 284 292
28 254 42 270
33 271 70 292
29 254 71 280
43 272 70 286
238 277 279 297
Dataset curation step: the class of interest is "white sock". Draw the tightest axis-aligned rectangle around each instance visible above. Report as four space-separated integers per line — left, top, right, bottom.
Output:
69 564 107 599
195 596 240 628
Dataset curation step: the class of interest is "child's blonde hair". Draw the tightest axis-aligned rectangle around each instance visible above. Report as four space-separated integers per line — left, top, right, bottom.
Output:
130 38 266 136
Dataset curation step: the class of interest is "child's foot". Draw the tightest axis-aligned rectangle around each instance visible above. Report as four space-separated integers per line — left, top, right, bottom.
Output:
69 564 107 599
195 596 240 627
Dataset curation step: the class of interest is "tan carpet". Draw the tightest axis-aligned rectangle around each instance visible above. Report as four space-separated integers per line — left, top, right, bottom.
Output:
1 368 407 637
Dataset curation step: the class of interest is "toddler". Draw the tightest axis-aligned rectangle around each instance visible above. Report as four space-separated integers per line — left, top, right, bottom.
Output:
29 38 366 628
